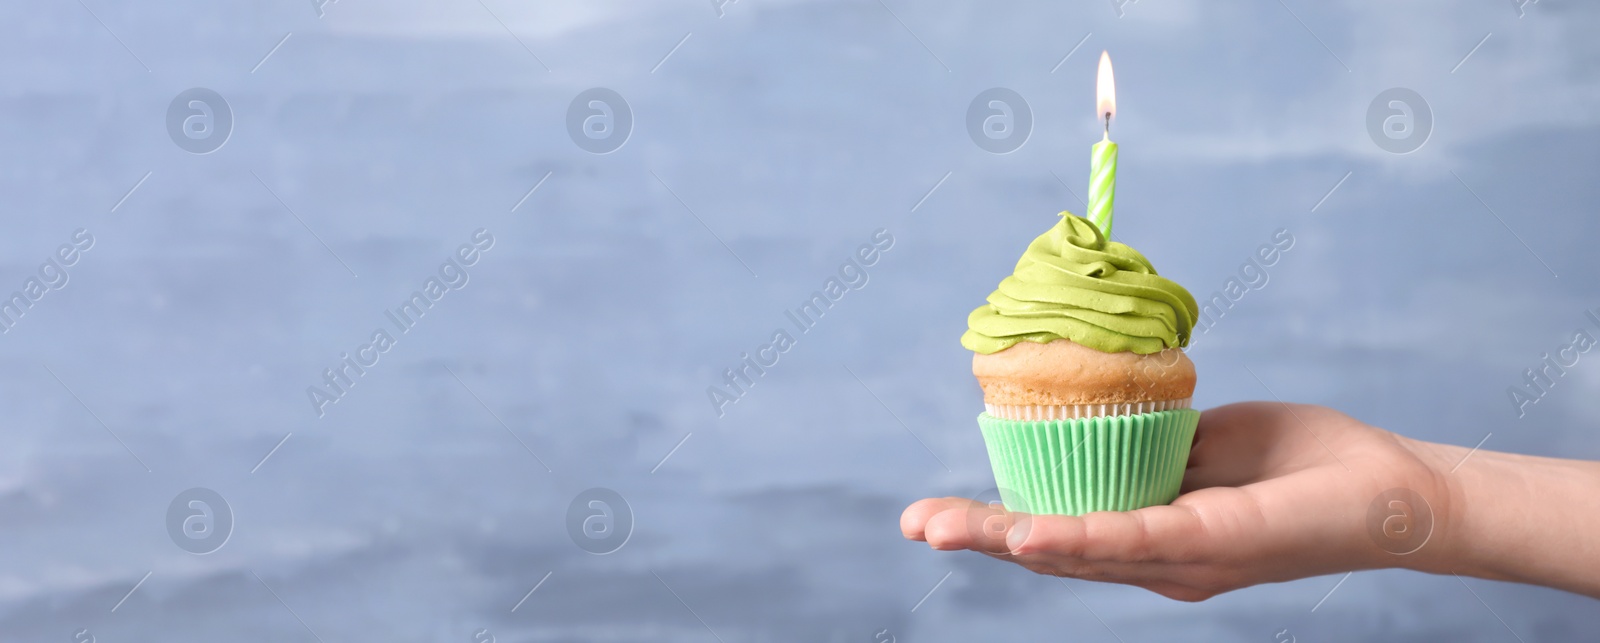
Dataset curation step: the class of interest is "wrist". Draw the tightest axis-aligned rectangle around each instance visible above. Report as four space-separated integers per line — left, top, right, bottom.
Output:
1386 436 1467 576
1395 438 1600 597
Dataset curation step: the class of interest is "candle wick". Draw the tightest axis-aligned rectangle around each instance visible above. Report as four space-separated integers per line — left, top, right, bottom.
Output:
1102 112 1111 140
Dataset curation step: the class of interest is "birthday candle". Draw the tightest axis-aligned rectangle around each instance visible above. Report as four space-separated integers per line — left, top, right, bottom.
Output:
1087 51 1117 238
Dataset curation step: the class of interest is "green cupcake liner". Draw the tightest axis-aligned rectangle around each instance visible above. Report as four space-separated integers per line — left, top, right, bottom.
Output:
978 408 1200 516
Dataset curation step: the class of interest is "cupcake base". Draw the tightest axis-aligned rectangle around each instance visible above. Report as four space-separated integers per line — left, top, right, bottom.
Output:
978 408 1200 516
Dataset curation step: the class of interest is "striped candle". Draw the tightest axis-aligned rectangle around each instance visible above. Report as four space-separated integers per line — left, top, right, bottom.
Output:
1087 137 1117 237
1087 51 1118 238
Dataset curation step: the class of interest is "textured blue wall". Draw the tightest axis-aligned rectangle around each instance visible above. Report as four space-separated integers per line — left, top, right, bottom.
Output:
2 1 1597 640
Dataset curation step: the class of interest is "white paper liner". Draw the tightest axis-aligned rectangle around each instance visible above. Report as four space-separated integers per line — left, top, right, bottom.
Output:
984 398 1192 421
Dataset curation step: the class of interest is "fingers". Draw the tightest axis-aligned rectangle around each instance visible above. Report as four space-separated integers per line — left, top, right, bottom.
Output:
1007 504 1210 564
901 497 986 542
1180 466 1236 494
923 501 1019 554
906 498 1247 599
902 498 1024 554
1185 402 1297 488
1188 402 1263 468
906 497 1215 564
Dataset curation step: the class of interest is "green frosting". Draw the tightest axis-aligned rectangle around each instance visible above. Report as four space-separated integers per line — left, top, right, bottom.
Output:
961 213 1198 355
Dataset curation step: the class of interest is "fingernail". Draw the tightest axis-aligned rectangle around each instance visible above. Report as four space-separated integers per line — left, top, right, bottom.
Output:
1006 528 1027 553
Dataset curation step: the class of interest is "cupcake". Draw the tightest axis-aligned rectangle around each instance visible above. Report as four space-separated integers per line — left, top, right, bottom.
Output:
963 213 1199 516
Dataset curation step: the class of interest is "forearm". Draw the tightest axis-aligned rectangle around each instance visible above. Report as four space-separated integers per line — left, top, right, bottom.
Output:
1409 440 1600 597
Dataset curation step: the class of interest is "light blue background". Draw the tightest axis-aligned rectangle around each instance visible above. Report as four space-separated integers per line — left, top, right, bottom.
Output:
2 1 1598 640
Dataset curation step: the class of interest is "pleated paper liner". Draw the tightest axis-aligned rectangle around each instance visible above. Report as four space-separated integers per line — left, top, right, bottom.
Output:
978 408 1200 516
984 398 1191 421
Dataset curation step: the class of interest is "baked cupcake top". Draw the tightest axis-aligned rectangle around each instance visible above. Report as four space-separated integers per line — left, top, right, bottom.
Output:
962 213 1198 355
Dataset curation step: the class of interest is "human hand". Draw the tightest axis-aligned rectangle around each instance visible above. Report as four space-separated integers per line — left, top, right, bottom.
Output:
901 402 1456 601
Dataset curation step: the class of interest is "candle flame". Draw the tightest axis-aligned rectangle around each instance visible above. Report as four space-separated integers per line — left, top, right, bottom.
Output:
1096 51 1116 123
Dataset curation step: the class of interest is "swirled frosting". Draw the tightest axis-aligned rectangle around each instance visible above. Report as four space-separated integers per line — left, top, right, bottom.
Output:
961 213 1198 355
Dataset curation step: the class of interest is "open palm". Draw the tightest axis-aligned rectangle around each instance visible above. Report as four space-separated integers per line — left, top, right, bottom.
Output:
901 402 1453 601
